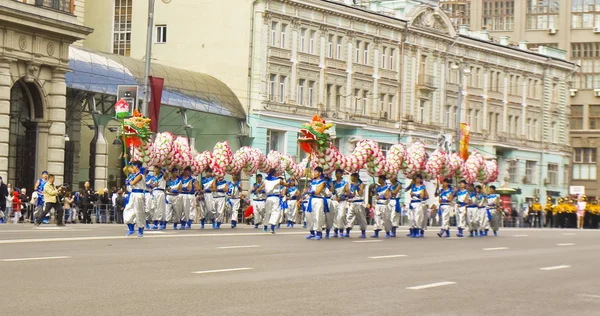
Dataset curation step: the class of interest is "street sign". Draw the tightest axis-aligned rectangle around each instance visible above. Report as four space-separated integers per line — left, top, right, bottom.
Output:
569 186 585 195
117 85 138 114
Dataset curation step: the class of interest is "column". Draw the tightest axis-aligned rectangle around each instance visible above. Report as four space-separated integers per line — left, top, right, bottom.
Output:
290 19 300 103
521 76 527 137
502 72 509 133
345 31 354 112
409 48 417 118
46 69 68 185
482 68 489 131
0 60 11 180
395 45 401 122
372 39 380 115
318 26 327 107
91 114 113 191
438 56 446 125
37 122 50 176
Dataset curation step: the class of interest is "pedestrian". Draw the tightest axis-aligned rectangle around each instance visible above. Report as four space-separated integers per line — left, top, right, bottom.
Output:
406 175 429 238
166 168 183 230
5 185 14 223
0 176 7 223
529 198 542 228
64 192 75 223
81 181 95 224
201 168 215 228
306 166 327 240
331 170 349 238
250 174 265 229
486 185 500 236
388 177 402 237
115 189 126 224
11 188 21 224
181 166 196 229
19 189 30 223
371 175 392 239
151 166 167 230
34 174 64 227
435 178 453 238
228 173 242 228
123 161 146 237
577 195 586 229
211 173 229 230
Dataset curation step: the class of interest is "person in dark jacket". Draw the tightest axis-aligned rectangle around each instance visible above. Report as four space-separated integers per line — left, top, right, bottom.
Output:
0 177 7 223
115 189 126 224
81 182 96 224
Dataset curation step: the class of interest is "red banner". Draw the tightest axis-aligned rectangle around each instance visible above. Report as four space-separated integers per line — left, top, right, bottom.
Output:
149 76 164 133
459 123 470 161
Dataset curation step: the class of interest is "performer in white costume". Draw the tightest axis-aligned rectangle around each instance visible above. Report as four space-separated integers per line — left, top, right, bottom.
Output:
151 166 167 230
406 175 429 238
251 174 266 229
476 185 489 236
211 175 228 229
180 166 196 230
144 170 155 229
285 178 300 228
201 168 215 229
323 176 335 239
371 175 392 238
263 169 284 234
467 184 480 237
344 173 367 238
301 189 309 229
306 167 327 240
435 178 453 238
123 161 146 237
331 169 349 238
454 180 469 238
166 169 183 230
486 185 501 236
228 173 242 228
388 177 402 237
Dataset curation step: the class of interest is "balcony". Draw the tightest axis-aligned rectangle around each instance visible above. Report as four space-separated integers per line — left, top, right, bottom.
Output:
268 47 291 61
417 74 437 91
354 64 374 76
30 0 74 14
325 58 346 71
298 52 318 66
380 68 397 81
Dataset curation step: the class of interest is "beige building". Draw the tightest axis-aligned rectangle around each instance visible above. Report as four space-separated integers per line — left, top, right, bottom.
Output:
439 0 599 198
0 0 91 191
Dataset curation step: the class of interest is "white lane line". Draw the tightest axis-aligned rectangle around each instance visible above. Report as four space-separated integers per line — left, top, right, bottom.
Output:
369 254 407 259
1 256 70 262
562 233 576 236
540 265 570 271
406 281 457 290
557 243 575 246
352 240 382 243
512 234 529 237
143 231 165 234
0 229 91 233
192 267 254 275
577 294 600 299
217 245 260 249
483 247 509 251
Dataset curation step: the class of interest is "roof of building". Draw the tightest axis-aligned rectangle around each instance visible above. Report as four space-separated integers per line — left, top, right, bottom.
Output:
66 46 246 119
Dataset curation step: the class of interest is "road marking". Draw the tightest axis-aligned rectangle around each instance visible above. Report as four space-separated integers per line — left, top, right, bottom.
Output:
0 229 91 233
483 247 509 251
577 294 600 299
217 245 260 249
557 243 575 246
352 240 382 243
512 234 528 237
192 267 254 275
540 265 570 271
143 231 165 234
406 281 457 290
1 256 70 262
562 233 576 236
369 254 407 259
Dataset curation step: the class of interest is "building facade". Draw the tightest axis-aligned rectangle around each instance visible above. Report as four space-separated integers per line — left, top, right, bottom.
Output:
438 0 598 198
0 0 91 192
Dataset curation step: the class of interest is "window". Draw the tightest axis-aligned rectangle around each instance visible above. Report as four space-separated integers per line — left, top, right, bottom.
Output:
355 40 361 63
571 105 584 130
418 100 425 123
388 95 394 117
363 43 369 65
280 24 287 49
420 55 428 77
525 161 537 184
508 160 518 183
573 148 597 180
354 89 360 112
113 0 133 56
564 165 569 185
590 105 600 129
508 115 514 135
445 106 451 127
279 76 287 102
440 0 472 29
308 81 315 107
550 122 557 142
297 79 305 105
362 90 368 115
271 22 278 46
572 0 600 29
336 86 342 110
155 25 167 43
326 84 332 109
300 28 306 52
380 94 386 112
474 110 480 132
309 31 316 54
269 74 277 101
483 0 514 31
525 118 532 138
548 164 558 186
328 34 334 58
266 129 285 153
571 43 600 90
389 48 395 70
379 143 391 157
526 0 559 30
468 109 473 128
336 37 343 60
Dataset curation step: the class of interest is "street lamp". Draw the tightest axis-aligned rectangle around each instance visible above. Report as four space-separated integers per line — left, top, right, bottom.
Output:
450 61 470 155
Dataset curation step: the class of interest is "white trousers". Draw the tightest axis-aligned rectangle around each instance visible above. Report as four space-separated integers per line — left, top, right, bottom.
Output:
410 202 428 230
252 200 265 224
307 198 326 232
12 211 21 224
144 193 154 222
456 205 467 230
203 193 214 221
166 195 182 223
264 196 282 226
124 192 145 228
390 199 401 227
467 206 479 231
490 209 501 232
346 201 367 230
180 194 196 222
285 200 297 223
332 200 347 230
374 203 392 232
152 191 166 222
230 198 240 222
479 208 490 230
213 196 227 223
439 204 453 231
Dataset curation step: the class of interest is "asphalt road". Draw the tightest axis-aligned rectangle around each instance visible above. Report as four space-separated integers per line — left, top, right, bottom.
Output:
1 224 599 316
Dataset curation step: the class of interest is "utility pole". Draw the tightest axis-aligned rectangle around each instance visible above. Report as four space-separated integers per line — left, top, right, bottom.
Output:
141 0 156 118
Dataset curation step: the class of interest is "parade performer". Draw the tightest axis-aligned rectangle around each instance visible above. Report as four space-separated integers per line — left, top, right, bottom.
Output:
151 166 167 230
211 174 228 229
567 199 577 228
144 168 155 229
263 169 284 234
454 180 468 238
166 168 183 230
301 189 309 229
228 173 242 228
331 169 348 238
530 197 542 228
389 177 402 238
406 175 429 238
123 161 146 237
372 175 392 238
345 173 367 238
466 184 480 237
33 171 48 223
486 185 500 236
180 166 196 229
306 167 327 240
251 174 266 229
435 178 453 238
544 197 554 228
590 199 599 229
476 185 489 236
577 195 586 229
323 175 335 238
285 178 300 227
201 168 215 228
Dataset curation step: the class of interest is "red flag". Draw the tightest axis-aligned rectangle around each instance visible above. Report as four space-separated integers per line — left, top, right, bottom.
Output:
149 76 164 133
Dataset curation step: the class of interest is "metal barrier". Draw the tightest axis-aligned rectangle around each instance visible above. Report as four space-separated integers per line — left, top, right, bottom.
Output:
92 204 114 223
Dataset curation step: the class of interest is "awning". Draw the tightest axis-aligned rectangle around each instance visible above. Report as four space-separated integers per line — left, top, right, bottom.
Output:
66 46 245 119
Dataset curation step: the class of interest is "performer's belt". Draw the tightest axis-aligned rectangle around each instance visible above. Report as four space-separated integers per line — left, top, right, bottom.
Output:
289 197 297 200
411 199 422 203
468 204 477 208
307 196 330 213
267 194 280 198
440 203 450 206
131 189 144 193
458 202 467 207
180 192 194 195
204 190 212 193
253 199 265 202
351 200 364 203
153 188 165 192
213 196 225 199
376 200 388 205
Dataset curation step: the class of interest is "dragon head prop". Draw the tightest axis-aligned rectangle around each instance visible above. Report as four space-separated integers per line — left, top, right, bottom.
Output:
123 109 152 148
298 115 334 154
